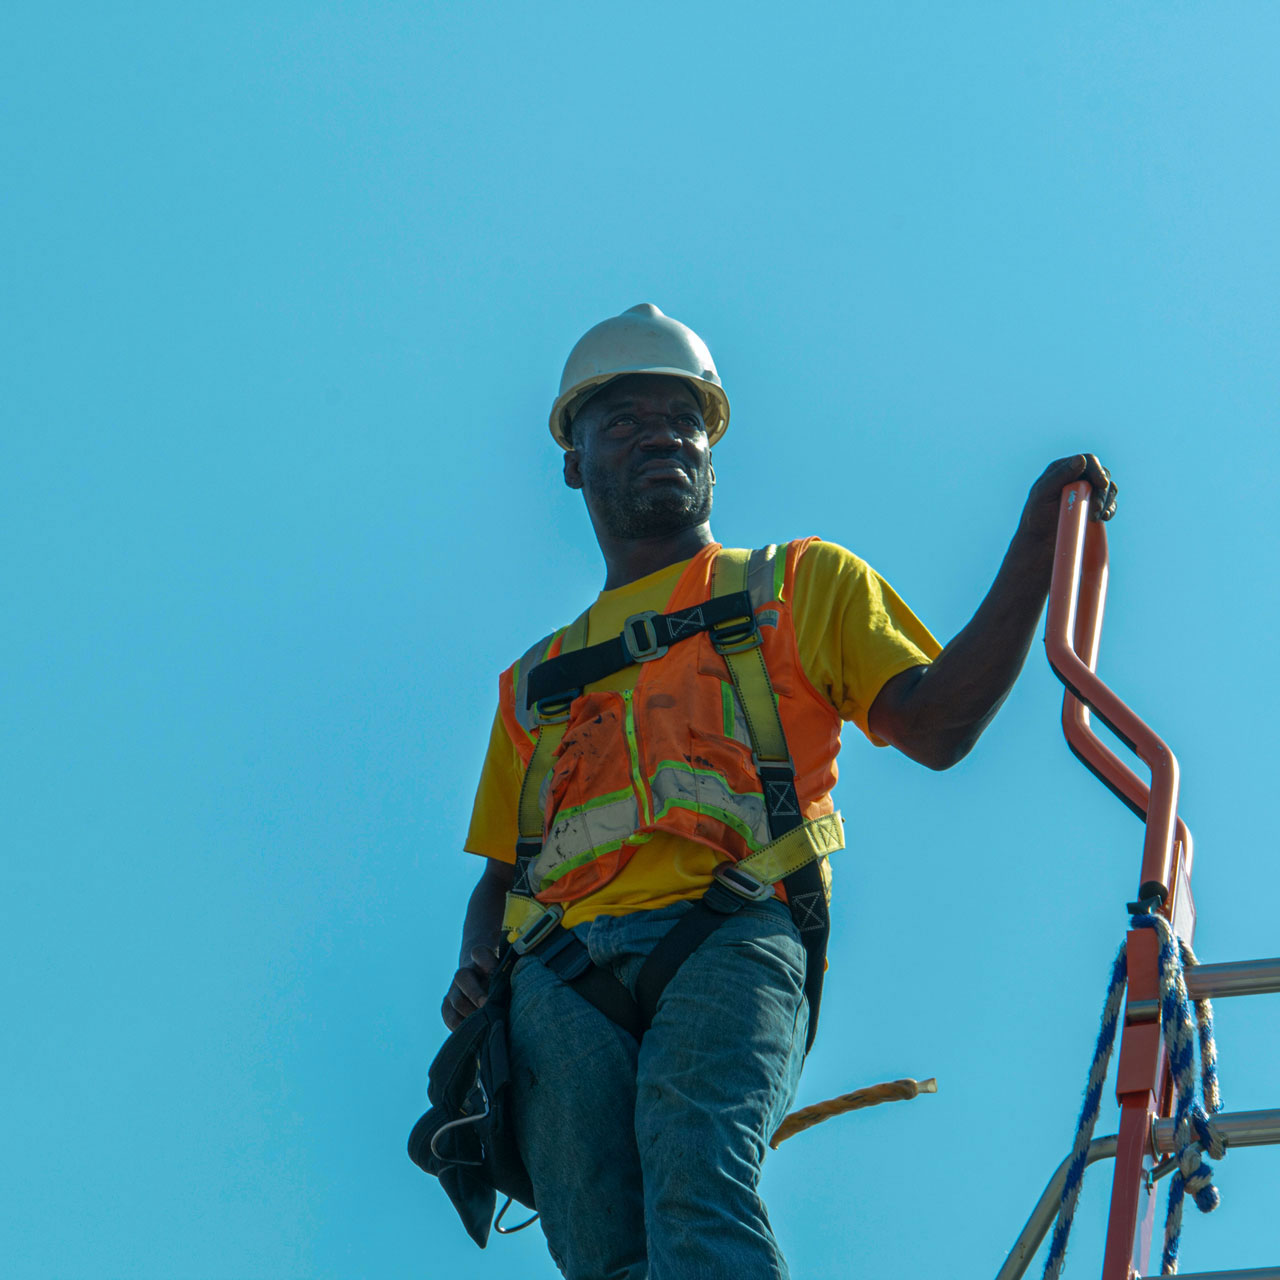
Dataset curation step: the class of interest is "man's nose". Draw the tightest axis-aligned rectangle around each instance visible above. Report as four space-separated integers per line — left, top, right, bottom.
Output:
636 414 684 446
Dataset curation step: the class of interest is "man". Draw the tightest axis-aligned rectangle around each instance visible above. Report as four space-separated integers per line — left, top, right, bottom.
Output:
443 304 1116 1279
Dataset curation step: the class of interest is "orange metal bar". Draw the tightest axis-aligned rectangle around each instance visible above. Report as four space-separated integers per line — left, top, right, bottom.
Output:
1044 482 1182 903
1057 497 1194 885
1043 481 1199 1280
1105 1096 1160 1277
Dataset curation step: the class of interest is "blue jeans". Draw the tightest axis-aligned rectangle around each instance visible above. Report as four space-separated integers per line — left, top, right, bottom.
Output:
508 898 809 1280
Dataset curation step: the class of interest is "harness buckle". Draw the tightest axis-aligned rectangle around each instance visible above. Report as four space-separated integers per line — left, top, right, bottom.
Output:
510 902 565 955
622 611 668 663
752 753 795 777
713 862 775 902
710 612 761 655
535 692 578 725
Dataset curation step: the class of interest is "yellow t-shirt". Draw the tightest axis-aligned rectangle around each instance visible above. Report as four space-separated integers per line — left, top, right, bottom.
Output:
465 540 941 928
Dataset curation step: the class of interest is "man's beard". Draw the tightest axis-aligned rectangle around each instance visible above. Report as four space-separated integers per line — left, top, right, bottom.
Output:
583 456 714 540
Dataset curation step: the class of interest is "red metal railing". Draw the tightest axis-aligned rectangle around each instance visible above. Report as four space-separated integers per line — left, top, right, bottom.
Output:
1043 480 1197 1280
1044 482 1185 902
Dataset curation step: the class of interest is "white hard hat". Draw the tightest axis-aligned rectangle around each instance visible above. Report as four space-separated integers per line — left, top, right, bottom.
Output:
549 303 730 450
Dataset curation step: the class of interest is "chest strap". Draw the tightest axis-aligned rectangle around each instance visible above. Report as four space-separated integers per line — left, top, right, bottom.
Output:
510 584 762 882
524 590 754 712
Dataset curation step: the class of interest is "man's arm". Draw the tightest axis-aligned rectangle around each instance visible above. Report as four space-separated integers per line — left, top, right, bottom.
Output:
868 454 1117 770
441 856 515 1030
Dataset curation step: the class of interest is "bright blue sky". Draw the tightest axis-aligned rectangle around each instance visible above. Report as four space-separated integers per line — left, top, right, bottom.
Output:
4 4 1278 1277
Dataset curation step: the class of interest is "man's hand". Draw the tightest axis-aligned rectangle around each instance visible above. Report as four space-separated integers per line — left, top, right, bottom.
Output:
442 945 500 1031
1018 454 1118 547
869 452 1119 771
441 858 514 1030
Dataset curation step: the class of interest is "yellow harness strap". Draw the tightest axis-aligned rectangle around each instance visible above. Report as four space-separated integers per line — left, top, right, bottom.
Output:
502 892 546 937
514 610 589 842
710 548 845 884
738 810 844 884
504 610 589 938
709 548 791 764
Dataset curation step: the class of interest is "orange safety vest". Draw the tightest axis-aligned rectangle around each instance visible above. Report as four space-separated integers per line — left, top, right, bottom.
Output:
498 539 843 905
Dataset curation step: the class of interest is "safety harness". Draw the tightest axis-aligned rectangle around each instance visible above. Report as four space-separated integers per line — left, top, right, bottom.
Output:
499 546 844 1052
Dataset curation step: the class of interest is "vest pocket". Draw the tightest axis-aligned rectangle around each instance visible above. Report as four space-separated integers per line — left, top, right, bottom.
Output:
533 692 643 897
678 725 771 853
545 692 626 802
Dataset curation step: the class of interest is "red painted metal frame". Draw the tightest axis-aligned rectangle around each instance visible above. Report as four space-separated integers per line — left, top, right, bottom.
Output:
1044 482 1197 1280
1045 484 1184 902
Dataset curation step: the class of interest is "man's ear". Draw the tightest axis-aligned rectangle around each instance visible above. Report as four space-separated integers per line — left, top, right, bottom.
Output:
564 449 584 490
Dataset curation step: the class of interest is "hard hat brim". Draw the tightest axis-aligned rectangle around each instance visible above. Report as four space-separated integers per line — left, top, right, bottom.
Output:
549 370 730 450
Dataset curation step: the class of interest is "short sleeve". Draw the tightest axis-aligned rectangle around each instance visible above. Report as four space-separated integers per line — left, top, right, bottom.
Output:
463 705 524 863
791 540 942 743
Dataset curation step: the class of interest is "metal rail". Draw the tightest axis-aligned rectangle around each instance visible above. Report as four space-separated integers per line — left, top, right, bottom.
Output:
1186 958 1280 1001
996 1136 1118 1280
1153 1108 1280 1154
1003 484 1275 1280
1142 1271 1280 1279
997 1112 1280 1280
1044 482 1182 903
1127 958 1280 1024
1041 480 1201 1277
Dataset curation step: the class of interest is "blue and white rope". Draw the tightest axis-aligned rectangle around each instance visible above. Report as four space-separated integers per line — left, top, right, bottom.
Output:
1131 913 1224 1274
1041 910 1223 1279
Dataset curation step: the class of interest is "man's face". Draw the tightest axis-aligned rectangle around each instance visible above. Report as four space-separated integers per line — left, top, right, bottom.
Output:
565 374 713 540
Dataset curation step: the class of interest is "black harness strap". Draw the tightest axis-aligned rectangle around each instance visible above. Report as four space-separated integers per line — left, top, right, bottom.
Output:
524 879 764 1043
525 590 754 711
531 927 648 1041
632 876 761 1022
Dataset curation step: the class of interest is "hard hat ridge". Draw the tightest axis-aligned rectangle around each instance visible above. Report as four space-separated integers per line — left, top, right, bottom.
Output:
549 303 730 449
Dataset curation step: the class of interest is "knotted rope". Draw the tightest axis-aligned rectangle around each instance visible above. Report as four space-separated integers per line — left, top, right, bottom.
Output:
1042 909 1223 1279
770 1076 937 1149
1134 913 1224 1273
